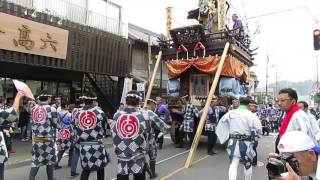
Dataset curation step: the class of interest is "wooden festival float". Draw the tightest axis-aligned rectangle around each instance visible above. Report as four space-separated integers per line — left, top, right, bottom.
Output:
159 24 255 144
143 0 258 170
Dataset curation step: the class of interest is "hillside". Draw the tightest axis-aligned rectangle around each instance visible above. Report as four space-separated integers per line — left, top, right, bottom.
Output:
267 80 314 96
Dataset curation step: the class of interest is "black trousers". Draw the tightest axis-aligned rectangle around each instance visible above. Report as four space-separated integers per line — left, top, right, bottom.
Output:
253 141 258 165
207 131 217 153
272 121 279 132
262 126 270 136
117 169 146 180
154 129 164 148
29 165 54 180
80 168 104 180
179 132 194 148
56 145 74 165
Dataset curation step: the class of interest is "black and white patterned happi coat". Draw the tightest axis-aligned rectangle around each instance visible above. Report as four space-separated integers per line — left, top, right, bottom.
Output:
205 106 225 132
74 105 109 171
141 108 169 160
0 106 17 164
71 107 81 149
180 103 199 133
112 108 147 175
57 111 74 151
31 102 58 167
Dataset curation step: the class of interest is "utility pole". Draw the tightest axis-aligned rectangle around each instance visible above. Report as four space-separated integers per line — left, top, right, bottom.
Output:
317 55 319 92
147 35 151 81
275 63 278 97
266 53 269 104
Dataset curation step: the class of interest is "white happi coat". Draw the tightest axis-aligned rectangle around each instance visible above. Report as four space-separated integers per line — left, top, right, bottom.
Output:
216 106 261 143
285 109 319 144
216 105 262 169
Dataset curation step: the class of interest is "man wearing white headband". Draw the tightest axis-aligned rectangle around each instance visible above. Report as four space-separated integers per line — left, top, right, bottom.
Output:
73 92 109 180
142 99 170 178
29 90 57 180
112 90 148 180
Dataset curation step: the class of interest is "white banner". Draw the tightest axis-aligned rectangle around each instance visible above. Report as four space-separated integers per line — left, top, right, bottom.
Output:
120 78 133 104
136 83 145 101
136 83 145 92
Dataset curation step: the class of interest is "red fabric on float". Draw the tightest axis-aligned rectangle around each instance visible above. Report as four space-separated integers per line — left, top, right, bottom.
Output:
165 56 250 83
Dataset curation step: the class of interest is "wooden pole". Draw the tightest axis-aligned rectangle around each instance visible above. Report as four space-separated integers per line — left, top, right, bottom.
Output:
184 42 230 168
166 7 173 40
143 51 163 108
217 0 227 31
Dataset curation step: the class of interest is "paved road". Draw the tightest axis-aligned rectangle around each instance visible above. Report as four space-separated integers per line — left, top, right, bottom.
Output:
4 134 277 180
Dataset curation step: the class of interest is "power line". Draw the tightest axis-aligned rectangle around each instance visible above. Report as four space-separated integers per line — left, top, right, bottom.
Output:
240 0 250 34
247 6 306 20
303 6 318 24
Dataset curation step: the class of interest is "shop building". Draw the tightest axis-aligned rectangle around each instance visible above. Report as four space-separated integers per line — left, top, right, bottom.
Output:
0 0 130 115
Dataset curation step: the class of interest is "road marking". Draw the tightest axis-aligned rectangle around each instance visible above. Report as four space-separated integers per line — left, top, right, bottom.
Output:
109 150 190 180
160 166 185 180
156 150 190 165
192 155 209 165
160 155 210 180
257 161 264 167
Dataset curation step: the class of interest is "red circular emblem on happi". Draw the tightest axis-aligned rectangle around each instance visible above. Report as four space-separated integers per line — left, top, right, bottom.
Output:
32 106 48 124
78 111 97 130
116 114 140 139
58 129 71 139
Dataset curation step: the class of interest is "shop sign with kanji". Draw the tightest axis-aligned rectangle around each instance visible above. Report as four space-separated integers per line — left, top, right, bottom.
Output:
0 12 69 59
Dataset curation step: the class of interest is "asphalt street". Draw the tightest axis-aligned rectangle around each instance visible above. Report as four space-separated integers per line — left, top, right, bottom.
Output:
4 134 277 180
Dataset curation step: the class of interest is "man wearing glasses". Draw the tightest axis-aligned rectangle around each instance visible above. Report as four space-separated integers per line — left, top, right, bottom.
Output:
275 88 317 153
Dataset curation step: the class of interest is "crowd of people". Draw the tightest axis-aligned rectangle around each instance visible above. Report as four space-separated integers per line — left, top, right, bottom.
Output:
166 87 320 180
1 87 320 180
0 89 173 180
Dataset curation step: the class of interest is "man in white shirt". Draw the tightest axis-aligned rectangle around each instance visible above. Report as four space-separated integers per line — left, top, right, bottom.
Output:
276 88 317 153
216 97 262 180
297 101 320 144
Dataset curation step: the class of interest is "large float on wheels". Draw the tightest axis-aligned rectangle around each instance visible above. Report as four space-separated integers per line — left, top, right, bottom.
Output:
160 24 256 143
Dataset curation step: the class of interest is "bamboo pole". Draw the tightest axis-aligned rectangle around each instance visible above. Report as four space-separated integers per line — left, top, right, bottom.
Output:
185 42 230 168
143 51 163 108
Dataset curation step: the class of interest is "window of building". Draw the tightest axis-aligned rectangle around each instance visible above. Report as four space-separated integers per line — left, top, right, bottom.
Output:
58 82 71 101
0 78 15 99
89 0 107 16
42 81 57 96
107 2 120 21
25 80 42 96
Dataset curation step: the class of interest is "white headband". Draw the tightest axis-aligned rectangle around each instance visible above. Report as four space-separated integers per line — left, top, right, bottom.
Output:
126 93 142 100
79 96 97 100
38 94 52 98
